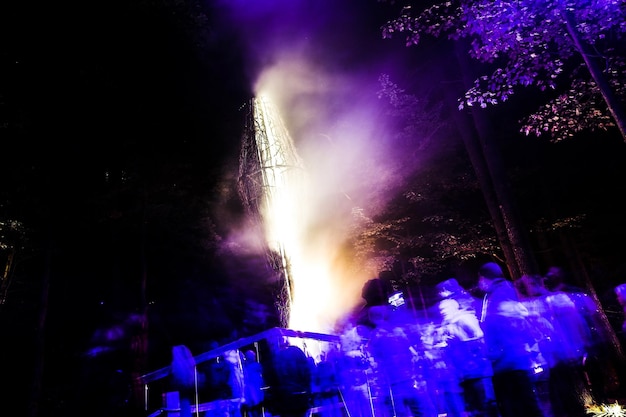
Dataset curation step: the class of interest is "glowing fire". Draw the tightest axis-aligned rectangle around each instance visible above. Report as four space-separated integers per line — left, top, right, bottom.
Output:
252 94 362 334
586 402 626 417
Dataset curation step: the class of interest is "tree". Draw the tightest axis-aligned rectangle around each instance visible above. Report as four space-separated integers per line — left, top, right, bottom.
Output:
349 165 501 280
380 0 626 142
347 75 502 292
373 51 541 279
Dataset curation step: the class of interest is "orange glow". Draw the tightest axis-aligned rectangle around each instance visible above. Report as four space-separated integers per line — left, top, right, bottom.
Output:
252 93 370 334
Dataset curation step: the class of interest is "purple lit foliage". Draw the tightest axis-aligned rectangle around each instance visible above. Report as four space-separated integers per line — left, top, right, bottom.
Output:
377 73 446 152
343 74 500 283
380 0 626 142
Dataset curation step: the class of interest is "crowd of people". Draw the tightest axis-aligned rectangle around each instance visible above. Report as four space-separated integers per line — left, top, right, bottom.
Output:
324 262 622 417
162 261 625 417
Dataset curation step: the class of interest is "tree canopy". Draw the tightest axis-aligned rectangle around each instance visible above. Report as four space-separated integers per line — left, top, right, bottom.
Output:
381 0 626 142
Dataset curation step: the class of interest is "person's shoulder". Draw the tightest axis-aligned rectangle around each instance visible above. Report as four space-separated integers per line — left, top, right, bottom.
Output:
491 278 514 288
561 283 586 293
490 279 518 299
279 345 307 359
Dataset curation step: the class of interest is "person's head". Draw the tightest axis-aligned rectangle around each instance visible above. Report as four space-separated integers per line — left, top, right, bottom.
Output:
516 274 548 298
224 349 240 365
615 284 626 306
544 266 566 290
436 278 464 298
477 262 505 291
439 298 461 320
244 350 257 362
278 336 291 349
361 278 388 306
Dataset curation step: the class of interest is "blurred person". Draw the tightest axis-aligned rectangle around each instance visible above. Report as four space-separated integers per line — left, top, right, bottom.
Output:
438 298 499 417
356 278 391 329
517 273 595 417
170 345 197 417
543 294 592 416
514 274 554 366
367 305 438 417
614 283 626 338
545 265 617 405
543 266 583 293
478 262 544 417
268 341 312 417
78 311 145 417
514 275 556 417
201 348 245 417
414 320 445 417
338 320 377 417
421 304 466 417
311 347 342 417
436 277 482 315
196 341 223 404
224 350 246 417
242 350 265 417
613 283 626 397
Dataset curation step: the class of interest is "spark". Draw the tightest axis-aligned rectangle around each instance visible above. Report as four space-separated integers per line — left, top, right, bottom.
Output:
586 402 626 417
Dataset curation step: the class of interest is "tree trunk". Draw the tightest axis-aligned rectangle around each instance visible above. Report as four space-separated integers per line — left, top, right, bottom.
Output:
452 42 539 279
443 73 516 272
564 11 626 142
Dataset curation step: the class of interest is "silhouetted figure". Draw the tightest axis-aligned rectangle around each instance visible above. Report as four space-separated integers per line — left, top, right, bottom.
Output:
517 273 592 417
515 274 556 417
545 265 616 405
438 298 499 417
78 312 144 417
312 349 343 417
200 348 245 417
242 350 265 417
356 278 391 329
614 283 626 399
224 349 245 417
367 305 438 417
478 262 544 417
420 314 465 417
543 266 582 293
269 342 312 417
338 321 376 417
615 284 626 335
436 278 482 315
614 284 626 352
170 345 196 417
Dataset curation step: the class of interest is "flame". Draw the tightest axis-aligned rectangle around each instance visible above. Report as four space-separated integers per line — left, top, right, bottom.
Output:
253 93 368 334
586 402 626 417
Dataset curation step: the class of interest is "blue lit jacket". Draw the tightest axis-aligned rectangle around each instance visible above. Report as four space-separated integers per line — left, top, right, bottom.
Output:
481 279 536 373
